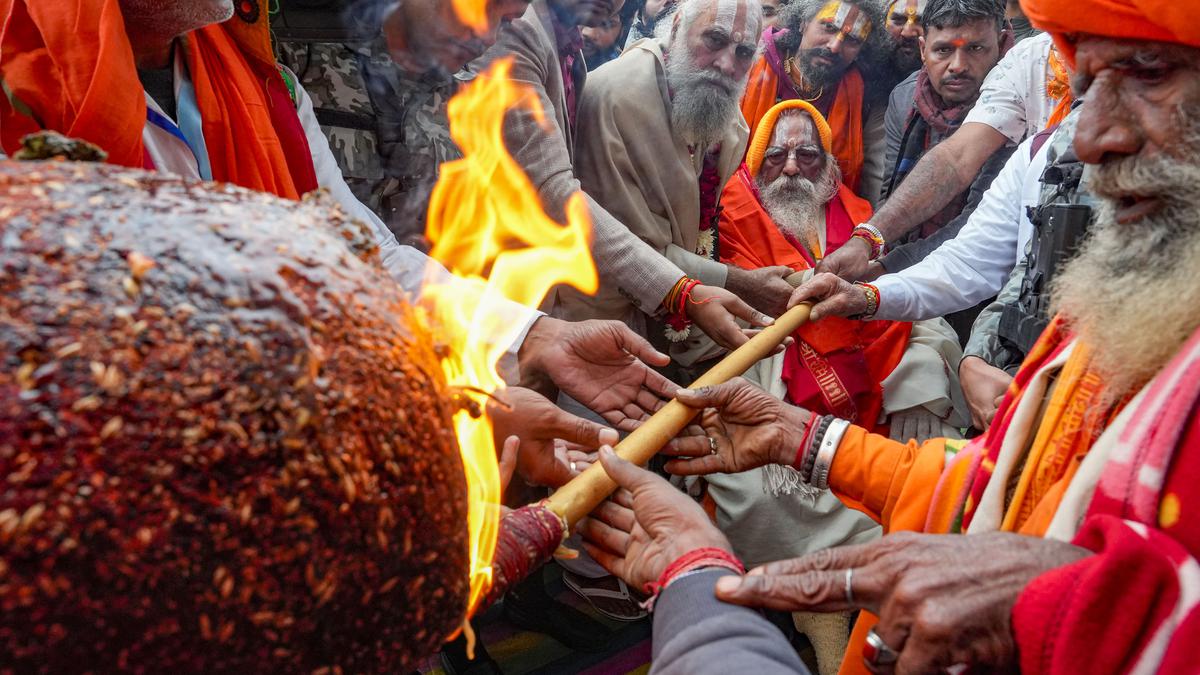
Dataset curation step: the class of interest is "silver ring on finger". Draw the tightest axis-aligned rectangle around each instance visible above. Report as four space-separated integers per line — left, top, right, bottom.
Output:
844 568 854 604
708 436 718 455
570 461 578 472
863 627 900 670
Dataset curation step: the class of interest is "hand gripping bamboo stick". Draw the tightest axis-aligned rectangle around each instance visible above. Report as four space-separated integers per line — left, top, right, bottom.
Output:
543 303 812 527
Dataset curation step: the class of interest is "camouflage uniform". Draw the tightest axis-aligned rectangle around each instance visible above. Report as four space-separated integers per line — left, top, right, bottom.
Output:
276 37 461 247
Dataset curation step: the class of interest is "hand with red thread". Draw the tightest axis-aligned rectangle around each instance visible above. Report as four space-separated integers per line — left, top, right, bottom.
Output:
579 447 732 592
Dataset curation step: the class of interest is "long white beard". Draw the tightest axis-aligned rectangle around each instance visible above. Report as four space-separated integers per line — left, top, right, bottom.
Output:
665 42 749 148
1051 105 1200 402
757 159 841 251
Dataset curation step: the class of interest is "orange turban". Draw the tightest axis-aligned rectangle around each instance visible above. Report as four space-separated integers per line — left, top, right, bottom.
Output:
744 100 834 178
1021 0 1200 66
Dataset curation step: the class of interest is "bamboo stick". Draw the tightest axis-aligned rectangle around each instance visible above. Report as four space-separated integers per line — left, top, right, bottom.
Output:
543 303 812 527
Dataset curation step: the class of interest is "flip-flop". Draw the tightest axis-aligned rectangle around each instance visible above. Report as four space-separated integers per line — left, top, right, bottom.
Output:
561 570 649 622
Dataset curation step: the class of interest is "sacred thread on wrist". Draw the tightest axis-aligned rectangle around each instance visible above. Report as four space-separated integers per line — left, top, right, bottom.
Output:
855 282 880 319
851 223 886 261
641 547 745 611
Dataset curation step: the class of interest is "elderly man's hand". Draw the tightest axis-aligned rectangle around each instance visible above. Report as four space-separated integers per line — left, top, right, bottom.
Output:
660 378 811 475
725 265 795 318
489 387 619 488
579 448 733 592
788 272 871 321
518 318 680 431
959 356 1014 431
715 531 1091 673
686 284 776 351
815 235 873 281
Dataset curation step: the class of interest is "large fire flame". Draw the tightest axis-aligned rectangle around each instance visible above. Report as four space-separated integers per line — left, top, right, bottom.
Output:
420 59 598 617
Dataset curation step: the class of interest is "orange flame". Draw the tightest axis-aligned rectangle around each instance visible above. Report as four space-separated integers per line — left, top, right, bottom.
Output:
420 58 598 617
449 0 489 35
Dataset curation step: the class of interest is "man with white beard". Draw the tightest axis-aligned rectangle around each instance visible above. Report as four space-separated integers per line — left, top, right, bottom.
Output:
567 0 799 366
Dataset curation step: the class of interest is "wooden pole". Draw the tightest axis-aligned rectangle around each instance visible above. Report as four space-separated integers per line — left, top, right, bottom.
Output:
543 303 812 527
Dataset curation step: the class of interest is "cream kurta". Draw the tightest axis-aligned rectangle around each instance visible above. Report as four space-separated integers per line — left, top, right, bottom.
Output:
562 38 748 332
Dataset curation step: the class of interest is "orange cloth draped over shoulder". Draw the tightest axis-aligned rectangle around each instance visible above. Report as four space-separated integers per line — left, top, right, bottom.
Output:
741 54 866 193
719 162 909 432
824 316 1125 675
0 0 316 199
1022 0 1200 67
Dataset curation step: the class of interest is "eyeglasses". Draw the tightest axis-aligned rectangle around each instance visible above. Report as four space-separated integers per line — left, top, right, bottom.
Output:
762 146 823 167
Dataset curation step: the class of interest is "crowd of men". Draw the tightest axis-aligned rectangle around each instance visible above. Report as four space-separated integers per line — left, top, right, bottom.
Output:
1 0 1197 672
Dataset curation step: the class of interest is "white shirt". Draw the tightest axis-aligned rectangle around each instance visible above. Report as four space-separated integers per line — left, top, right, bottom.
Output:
141 56 540 368
962 32 1057 144
874 133 1050 321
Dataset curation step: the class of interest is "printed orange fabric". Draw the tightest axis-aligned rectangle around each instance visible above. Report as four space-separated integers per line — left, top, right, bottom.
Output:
1043 49 1074 129
0 0 147 167
740 57 867 192
718 166 909 431
824 319 1123 675
1022 0 1200 66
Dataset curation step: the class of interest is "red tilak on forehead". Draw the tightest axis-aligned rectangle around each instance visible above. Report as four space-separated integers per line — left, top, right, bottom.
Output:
951 38 967 48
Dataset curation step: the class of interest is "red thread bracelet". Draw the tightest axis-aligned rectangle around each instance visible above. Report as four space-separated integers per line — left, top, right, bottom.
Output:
792 413 819 469
642 547 745 611
676 278 704 315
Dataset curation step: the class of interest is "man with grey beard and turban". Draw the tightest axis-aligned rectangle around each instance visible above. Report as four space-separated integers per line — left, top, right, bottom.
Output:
568 0 798 370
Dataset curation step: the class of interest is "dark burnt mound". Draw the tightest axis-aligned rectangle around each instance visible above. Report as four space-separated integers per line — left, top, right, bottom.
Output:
0 161 468 673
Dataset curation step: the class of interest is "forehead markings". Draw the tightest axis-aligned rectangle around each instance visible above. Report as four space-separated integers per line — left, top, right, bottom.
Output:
772 118 818 147
888 0 924 25
817 1 872 41
714 0 739 33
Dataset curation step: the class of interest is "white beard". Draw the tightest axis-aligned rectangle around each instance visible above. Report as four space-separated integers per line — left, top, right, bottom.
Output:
665 40 750 148
1051 104 1200 403
757 158 841 250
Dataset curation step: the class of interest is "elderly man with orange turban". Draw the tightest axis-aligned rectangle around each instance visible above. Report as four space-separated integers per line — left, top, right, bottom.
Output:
578 1 1200 673
718 100 965 451
705 99 966 673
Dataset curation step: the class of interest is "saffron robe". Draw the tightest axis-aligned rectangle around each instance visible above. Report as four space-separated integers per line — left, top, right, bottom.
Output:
719 166 911 431
821 315 1200 674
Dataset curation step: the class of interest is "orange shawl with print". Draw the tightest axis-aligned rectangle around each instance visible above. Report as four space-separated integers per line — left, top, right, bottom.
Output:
830 317 1126 675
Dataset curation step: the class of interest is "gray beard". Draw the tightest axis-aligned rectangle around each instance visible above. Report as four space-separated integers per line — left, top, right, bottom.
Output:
757 161 841 248
1050 104 1200 402
665 47 747 147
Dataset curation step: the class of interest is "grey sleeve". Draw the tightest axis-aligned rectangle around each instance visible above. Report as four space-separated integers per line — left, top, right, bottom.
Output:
963 252 1026 369
880 143 1018 274
490 28 683 314
651 570 808 675
859 104 888 207
882 88 908 198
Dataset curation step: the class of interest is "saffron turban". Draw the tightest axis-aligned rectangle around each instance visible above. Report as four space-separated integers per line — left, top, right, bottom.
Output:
1021 0 1200 66
744 100 833 177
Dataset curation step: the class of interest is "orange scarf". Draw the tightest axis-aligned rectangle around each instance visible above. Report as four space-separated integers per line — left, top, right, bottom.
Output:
0 0 315 199
1044 48 1073 129
740 55 866 192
